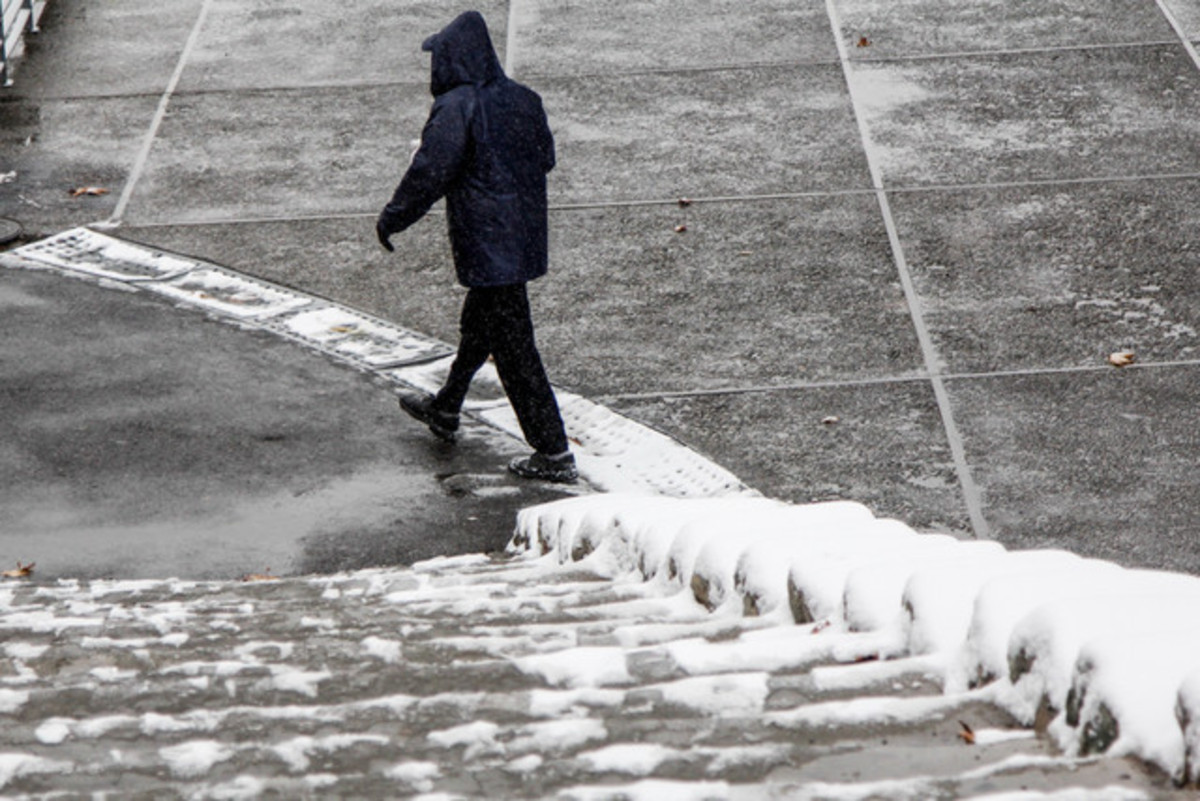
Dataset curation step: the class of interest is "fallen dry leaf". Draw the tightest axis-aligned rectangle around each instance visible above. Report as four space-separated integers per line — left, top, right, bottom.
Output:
1108 350 1135 368
241 568 279 582
857 36 871 48
957 720 975 745
69 186 109 197
2 561 35 579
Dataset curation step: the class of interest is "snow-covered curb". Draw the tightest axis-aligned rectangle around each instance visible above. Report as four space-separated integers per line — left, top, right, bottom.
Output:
510 492 1200 786
1 227 750 498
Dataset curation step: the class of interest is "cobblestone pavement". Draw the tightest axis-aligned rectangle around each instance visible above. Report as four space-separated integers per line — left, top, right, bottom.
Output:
0 551 1182 800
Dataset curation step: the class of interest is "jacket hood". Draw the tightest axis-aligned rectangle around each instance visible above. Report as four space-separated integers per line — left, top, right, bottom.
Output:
422 11 504 96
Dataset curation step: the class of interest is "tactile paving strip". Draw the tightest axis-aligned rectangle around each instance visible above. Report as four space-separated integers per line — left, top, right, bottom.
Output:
267 305 455 369
474 392 753 498
141 265 314 320
11 228 197 282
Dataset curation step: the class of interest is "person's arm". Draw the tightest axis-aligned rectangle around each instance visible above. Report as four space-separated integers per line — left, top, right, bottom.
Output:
536 96 556 175
377 91 473 249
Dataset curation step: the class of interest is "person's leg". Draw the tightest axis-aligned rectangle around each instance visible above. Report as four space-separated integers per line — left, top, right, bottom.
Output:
487 284 570 457
433 288 492 414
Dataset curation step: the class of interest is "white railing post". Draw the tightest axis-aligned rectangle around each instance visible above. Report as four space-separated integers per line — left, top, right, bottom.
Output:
1 0 48 86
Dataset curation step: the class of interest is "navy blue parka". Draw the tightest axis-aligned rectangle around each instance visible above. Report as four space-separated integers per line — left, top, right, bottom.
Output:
377 11 556 288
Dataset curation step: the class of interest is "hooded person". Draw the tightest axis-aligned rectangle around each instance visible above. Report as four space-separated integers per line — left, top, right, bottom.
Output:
377 10 576 484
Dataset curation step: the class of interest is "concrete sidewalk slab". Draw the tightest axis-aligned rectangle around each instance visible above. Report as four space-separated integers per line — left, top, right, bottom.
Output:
853 46 1200 186
6 0 199 99
123 85 414 225
610 380 970 533
511 0 837 75
836 0 1178 57
535 197 922 396
0 94 156 229
891 179 1200 374
542 65 871 202
177 0 510 92
949 366 1200 573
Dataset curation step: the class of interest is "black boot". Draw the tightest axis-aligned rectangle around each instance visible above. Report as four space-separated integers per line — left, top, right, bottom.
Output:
398 392 460 443
508 451 578 483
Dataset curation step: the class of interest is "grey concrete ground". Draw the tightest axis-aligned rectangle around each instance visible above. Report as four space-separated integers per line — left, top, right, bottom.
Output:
4 0 1200 573
3 0 1200 796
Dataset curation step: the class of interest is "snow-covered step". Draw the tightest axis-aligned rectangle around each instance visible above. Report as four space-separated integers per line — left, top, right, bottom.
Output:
0 533 1186 799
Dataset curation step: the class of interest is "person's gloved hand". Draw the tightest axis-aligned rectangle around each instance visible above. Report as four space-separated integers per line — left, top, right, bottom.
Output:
376 221 395 252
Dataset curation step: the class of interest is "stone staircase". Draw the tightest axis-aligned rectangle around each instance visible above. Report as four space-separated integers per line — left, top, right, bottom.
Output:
0 551 1179 799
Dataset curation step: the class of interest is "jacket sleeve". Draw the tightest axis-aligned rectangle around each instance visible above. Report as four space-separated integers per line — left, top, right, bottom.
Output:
538 97 556 175
378 91 473 236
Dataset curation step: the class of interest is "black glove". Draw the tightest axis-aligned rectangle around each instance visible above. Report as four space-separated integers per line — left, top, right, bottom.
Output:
376 220 395 252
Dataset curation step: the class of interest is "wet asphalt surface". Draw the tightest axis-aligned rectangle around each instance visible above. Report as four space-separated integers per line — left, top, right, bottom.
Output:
0 265 575 580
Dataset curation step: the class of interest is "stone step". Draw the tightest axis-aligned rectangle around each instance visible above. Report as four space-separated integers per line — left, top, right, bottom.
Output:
0 556 1184 799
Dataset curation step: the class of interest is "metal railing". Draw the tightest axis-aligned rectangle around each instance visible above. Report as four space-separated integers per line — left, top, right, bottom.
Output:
1 0 46 86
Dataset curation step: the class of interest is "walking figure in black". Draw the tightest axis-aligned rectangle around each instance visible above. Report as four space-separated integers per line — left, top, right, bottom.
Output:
376 11 576 483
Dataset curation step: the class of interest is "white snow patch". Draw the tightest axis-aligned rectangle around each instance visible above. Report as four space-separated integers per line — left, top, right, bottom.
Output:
765 688 996 730
386 760 441 791
0 689 29 714
362 636 403 663
271 734 389 773
515 646 632 688
506 754 544 774
0 753 73 790
3 643 48 660
159 739 236 778
527 687 625 717
651 672 770 716
577 743 683 776
427 720 500 756
195 775 266 800
508 719 607 756
971 728 1038 747
961 788 1149 801
34 719 73 745
557 779 732 801
262 665 330 698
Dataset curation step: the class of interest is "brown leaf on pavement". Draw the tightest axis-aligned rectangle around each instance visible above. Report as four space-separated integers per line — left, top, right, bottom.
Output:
241 568 279 582
857 36 871 48
957 720 976 745
1108 350 1135 368
69 187 109 197
2 561 35 578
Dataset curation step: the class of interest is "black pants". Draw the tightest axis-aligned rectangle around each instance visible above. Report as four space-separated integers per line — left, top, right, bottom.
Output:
433 284 569 456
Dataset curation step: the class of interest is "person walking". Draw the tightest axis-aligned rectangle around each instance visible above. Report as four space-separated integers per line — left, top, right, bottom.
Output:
376 10 576 483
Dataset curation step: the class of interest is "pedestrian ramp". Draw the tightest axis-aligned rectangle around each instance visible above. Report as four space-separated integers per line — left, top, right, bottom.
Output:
1 227 752 499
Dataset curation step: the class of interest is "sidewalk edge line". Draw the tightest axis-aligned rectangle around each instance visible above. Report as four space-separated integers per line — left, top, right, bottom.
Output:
106 0 214 226
824 0 991 540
